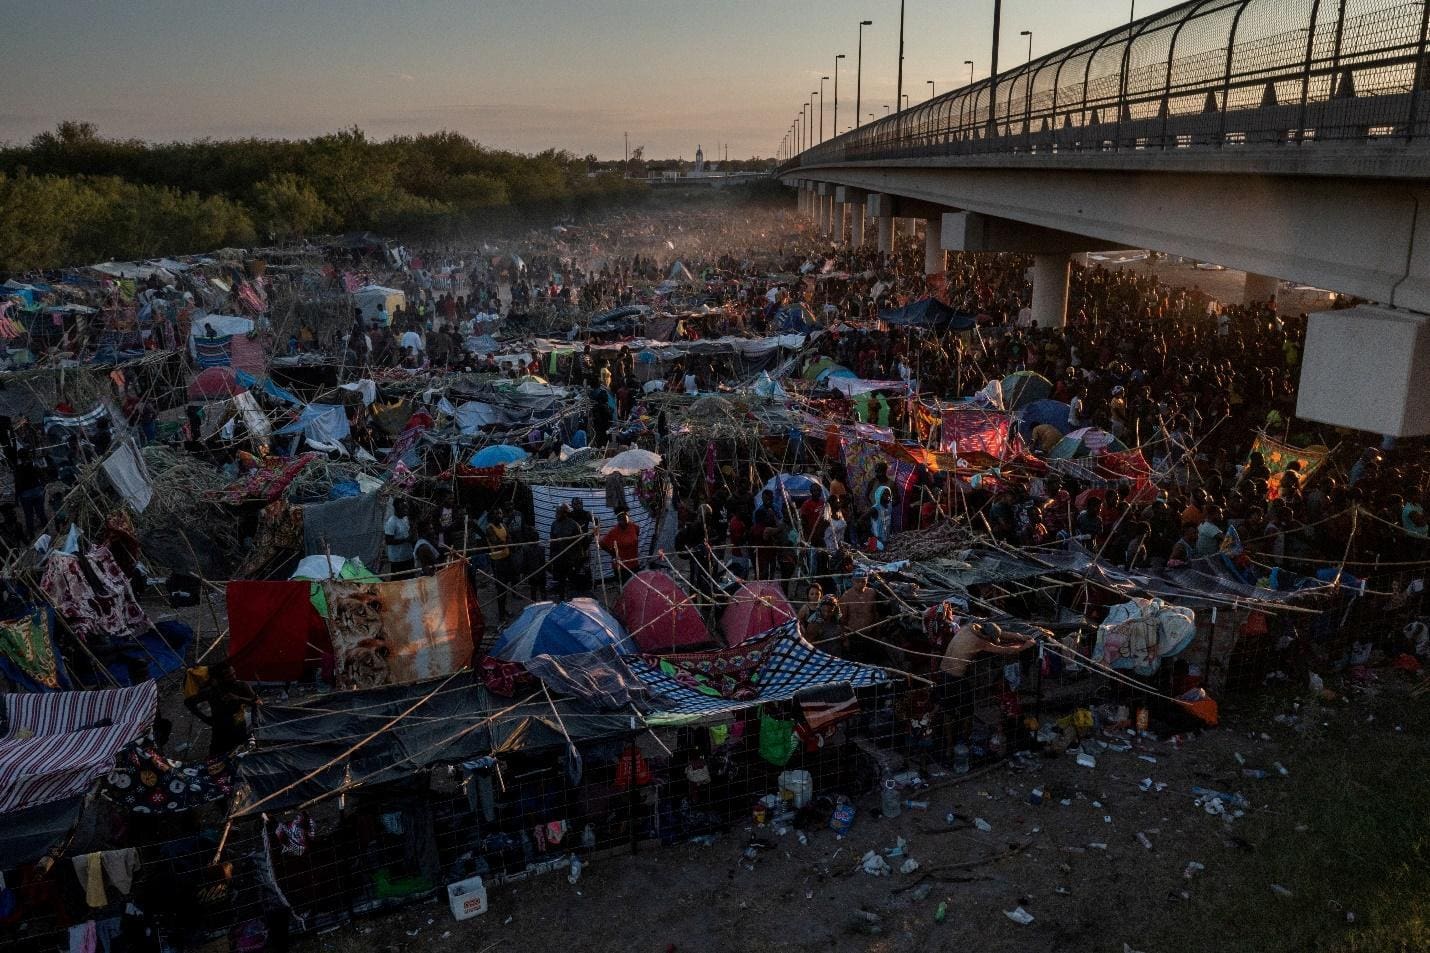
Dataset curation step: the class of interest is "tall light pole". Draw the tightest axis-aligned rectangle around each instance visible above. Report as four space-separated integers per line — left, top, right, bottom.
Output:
856 19 873 127
1130 1 1136 23
834 54 846 136
901 94 909 111
1020 29 1033 64
965 59 974 86
820 76 829 143
988 0 1002 131
896 0 906 114
809 92 817 147
927 80 935 100
884 104 891 115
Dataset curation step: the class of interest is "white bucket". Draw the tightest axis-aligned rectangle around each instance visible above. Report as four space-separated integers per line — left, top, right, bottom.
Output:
447 875 488 920
778 769 813 808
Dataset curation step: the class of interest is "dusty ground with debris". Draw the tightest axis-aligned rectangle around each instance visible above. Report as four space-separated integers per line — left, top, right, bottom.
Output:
286 672 1427 953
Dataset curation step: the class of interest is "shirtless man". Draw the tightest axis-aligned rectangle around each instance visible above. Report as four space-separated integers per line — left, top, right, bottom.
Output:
935 620 1036 754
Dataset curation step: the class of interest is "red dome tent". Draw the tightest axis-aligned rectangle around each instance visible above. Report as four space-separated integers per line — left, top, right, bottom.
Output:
720 581 795 646
613 571 710 654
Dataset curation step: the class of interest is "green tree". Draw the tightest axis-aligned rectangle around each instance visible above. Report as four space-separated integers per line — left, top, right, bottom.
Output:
253 173 332 240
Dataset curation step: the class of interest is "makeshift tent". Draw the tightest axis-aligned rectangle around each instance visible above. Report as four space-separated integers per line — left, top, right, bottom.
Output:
0 682 157 813
614 572 709 654
274 403 350 447
239 675 629 812
1049 427 1127 459
940 406 1012 458
188 366 245 400
1000 371 1053 410
666 261 697 285
490 599 631 662
879 297 976 331
1017 399 1074 441
720 581 795 645
352 285 405 324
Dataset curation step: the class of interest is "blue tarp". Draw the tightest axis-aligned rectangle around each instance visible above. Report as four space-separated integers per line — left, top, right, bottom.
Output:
879 298 976 331
1017 399 1074 440
470 444 529 467
490 599 632 661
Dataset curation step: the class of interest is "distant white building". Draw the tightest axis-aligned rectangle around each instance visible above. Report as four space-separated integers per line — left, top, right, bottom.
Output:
693 145 705 176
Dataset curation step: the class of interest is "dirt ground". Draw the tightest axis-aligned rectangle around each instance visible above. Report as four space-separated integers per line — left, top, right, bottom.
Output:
283 672 1418 953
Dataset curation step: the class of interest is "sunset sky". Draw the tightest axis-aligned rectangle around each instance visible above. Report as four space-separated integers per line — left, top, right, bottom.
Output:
3 0 1186 158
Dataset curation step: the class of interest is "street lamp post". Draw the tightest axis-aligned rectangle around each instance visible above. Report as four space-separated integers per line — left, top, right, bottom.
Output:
809 92 817 146
927 79 935 100
988 0 1002 131
856 19 873 127
884 104 891 115
834 54 846 136
896 0 906 114
901 94 909 111
1020 29 1033 64
965 59 974 86
820 76 829 143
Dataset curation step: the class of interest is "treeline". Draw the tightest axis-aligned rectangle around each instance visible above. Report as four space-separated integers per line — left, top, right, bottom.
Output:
0 123 646 271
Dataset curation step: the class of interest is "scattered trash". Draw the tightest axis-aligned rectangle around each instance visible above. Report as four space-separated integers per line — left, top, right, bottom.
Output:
1273 762 1289 776
973 818 993 832
860 851 892 876
1088 842 1108 850
567 855 582 884
830 798 856 836
1135 832 1153 849
1242 768 1268 779
903 800 929 811
1076 752 1097 769
1028 787 1044 806
1183 861 1206 880
1138 777 1154 792
911 883 933 901
1234 752 1246 766
852 910 882 924
1004 906 1035 925
945 812 958 826
899 858 920 875
934 900 947 923
1124 944 1149 953
1270 884 1294 898
796 832 808 846
1054 885 1071 895
885 837 907 858
1137 755 1158 764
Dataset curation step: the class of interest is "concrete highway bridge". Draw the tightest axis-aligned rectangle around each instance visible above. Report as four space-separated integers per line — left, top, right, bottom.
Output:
779 0 1430 435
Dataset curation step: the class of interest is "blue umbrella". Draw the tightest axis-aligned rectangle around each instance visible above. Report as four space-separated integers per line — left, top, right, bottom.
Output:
469 444 529 467
763 473 824 500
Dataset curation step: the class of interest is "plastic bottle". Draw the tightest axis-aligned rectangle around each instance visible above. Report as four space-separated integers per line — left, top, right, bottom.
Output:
953 743 971 775
567 855 582 884
881 779 902 818
934 901 947 924
903 800 929 811
1242 768 1267 779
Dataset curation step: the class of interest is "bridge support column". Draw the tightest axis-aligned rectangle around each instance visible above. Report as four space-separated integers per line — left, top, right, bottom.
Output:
1243 272 1279 305
1030 254 1071 328
816 185 832 236
877 216 895 254
850 208 866 247
924 223 945 275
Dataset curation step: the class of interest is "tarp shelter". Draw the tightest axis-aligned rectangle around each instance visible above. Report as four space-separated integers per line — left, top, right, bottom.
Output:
188 366 245 400
490 599 632 661
0 682 157 813
667 261 697 285
614 572 709 654
879 297 975 331
1049 427 1127 460
1091 597 1197 676
275 403 351 447
720 581 795 646
1017 399 1074 441
627 620 888 725
1001 371 1053 411
238 674 630 812
353 285 405 325
227 580 332 683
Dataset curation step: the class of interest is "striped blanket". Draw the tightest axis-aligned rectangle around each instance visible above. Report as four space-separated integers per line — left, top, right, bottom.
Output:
0 682 157 812
530 484 655 579
194 334 233 368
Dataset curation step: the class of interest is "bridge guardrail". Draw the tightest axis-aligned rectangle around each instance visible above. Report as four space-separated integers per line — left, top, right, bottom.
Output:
781 0 1430 171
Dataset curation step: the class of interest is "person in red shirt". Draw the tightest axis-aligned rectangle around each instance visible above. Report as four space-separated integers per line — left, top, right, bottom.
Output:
599 508 641 584
798 484 829 543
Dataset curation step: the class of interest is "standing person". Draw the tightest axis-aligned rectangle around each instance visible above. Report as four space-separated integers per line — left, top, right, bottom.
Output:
413 519 443 577
548 504 584 600
384 499 415 577
184 662 258 757
485 507 515 622
839 571 881 650
13 451 46 538
599 507 641 585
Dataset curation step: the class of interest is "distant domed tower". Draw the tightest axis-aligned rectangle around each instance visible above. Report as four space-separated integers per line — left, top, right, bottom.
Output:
694 145 705 175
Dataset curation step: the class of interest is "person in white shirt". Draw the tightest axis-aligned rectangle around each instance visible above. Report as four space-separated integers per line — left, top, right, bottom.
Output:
400 329 425 353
